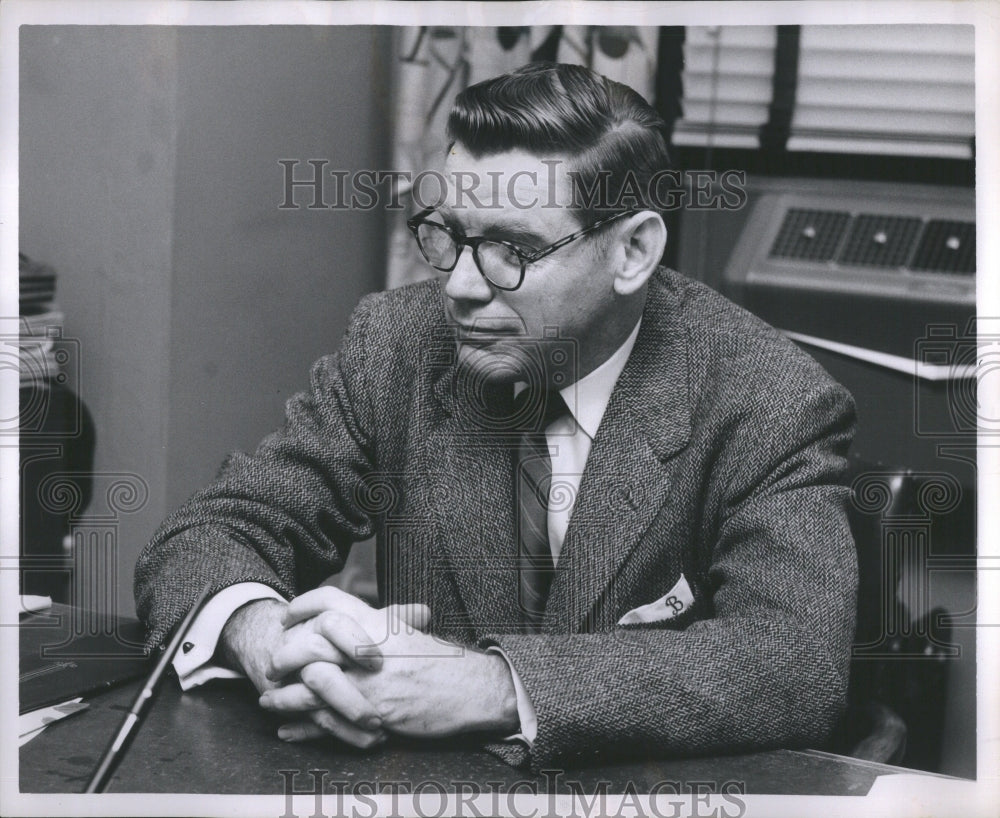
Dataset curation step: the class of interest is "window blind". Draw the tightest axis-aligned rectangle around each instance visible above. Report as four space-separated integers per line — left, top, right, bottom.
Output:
674 24 974 160
787 25 974 158
673 26 777 149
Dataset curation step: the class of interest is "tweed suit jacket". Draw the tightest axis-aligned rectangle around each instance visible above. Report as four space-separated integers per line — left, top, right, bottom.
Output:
134 267 858 771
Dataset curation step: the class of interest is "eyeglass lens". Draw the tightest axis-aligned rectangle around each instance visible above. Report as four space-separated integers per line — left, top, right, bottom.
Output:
416 222 523 289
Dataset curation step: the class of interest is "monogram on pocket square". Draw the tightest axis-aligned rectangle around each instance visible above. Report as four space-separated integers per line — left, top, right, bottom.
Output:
617 573 695 625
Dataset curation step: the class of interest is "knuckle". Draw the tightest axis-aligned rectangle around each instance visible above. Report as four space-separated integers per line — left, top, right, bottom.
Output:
317 609 343 630
307 632 330 655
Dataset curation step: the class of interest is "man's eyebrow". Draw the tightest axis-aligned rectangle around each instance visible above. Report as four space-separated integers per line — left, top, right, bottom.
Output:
439 210 550 245
481 220 548 245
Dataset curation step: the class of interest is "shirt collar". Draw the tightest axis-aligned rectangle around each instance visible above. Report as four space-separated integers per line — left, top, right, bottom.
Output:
560 319 641 440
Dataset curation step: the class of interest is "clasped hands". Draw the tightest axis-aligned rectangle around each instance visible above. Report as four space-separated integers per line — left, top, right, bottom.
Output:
223 587 520 749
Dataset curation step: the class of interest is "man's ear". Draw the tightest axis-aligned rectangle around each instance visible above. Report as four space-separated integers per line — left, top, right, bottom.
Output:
612 212 667 296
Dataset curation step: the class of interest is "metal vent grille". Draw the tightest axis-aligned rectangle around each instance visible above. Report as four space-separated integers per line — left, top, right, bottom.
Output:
768 208 850 261
838 214 923 268
722 179 974 311
910 220 975 274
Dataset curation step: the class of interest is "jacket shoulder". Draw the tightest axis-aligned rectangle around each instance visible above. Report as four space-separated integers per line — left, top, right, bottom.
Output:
655 268 849 402
350 277 445 341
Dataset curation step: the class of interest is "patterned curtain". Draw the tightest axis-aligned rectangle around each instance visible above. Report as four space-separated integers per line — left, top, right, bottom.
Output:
385 26 661 289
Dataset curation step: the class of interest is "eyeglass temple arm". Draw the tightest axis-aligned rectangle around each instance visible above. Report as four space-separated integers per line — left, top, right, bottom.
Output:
522 210 636 263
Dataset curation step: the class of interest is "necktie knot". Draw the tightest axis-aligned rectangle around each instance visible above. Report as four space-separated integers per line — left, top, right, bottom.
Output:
512 387 569 434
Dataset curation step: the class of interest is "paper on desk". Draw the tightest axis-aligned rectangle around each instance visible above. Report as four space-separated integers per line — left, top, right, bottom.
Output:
19 595 52 615
19 697 89 746
867 772 978 807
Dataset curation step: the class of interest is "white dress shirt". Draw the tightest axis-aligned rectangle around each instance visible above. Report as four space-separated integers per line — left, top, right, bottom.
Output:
172 319 642 744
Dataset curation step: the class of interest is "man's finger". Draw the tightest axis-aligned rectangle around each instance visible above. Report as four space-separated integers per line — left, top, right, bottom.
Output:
313 610 383 671
259 682 325 712
282 586 371 628
276 720 327 743
300 662 384 728
385 603 432 631
267 630 349 681
277 710 385 750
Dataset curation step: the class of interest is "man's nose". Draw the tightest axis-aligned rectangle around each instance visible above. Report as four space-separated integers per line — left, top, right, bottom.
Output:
443 245 494 303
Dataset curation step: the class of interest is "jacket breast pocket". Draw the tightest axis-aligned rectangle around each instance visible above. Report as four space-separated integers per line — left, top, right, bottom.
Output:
616 572 699 629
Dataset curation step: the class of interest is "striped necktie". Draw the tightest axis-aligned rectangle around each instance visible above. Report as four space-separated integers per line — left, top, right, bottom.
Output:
514 388 569 632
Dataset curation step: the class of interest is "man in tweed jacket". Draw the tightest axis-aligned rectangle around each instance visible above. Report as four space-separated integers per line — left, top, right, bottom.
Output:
135 63 857 771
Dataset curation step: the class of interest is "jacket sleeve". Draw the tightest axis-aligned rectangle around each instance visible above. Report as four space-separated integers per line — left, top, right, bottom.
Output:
483 380 858 771
133 295 381 652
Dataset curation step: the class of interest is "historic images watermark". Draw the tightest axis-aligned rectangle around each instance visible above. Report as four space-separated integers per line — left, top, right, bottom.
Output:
9 318 147 655
913 318 997 439
277 160 749 213
278 769 748 818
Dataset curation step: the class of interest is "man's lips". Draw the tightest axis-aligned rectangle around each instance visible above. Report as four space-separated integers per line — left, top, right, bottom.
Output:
444 299 524 337
455 324 519 335
455 327 522 346
449 316 524 340
456 332 517 350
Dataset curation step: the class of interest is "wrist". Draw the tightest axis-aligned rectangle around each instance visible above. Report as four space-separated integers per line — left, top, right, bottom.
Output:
468 651 520 736
218 598 286 689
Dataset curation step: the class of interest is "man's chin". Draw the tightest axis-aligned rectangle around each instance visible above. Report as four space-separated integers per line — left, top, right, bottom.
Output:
455 340 529 385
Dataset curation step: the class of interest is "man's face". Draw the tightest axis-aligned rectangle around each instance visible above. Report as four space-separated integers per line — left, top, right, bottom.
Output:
438 145 619 388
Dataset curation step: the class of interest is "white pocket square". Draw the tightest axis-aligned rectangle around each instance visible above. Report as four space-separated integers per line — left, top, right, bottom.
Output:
617 573 695 625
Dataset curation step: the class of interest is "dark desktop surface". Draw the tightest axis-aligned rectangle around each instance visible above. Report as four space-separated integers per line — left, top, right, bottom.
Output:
18 605 948 796
21 674 924 795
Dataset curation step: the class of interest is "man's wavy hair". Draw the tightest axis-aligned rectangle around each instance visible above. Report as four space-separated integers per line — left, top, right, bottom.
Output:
446 62 671 225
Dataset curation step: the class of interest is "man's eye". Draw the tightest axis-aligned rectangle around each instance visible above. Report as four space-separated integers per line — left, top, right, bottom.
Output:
494 242 530 262
437 219 464 237
494 239 535 255
479 241 525 269
500 244 523 263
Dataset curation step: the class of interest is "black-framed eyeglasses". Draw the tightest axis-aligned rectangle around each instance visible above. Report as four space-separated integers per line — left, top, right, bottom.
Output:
406 207 637 291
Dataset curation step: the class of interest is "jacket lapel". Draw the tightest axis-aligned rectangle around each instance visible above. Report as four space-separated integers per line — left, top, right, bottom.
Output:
430 362 522 634
544 273 692 633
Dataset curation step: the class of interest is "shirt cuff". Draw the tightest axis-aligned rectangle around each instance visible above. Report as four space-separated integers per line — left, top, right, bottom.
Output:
485 646 537 745
172 582 286 691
